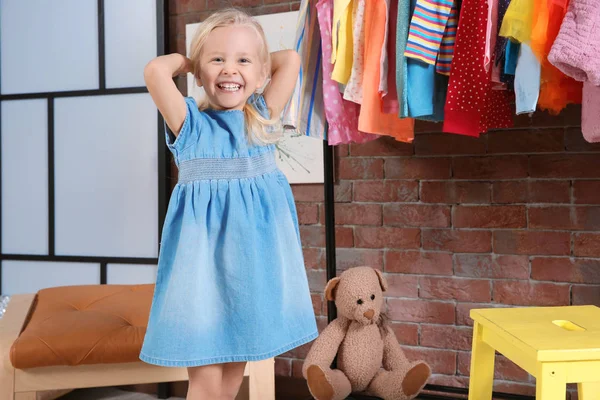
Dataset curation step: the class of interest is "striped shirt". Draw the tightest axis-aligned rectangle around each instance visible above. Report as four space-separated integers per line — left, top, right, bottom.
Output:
404 0 454 65
282 0 327 139
435 1 458 75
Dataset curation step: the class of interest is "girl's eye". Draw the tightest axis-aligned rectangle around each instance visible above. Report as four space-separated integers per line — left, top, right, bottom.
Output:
212 58 223 62
240 58 250 63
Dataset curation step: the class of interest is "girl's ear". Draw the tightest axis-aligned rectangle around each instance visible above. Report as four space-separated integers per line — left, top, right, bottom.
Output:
196 76 203 88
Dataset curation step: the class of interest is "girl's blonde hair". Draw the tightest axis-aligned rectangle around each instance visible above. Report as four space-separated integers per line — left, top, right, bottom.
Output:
189 8 281 145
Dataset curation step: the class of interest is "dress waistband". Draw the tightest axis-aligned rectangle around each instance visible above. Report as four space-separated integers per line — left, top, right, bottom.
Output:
178 152 278 183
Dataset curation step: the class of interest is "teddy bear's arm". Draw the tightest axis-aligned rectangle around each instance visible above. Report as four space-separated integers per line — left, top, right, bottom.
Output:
381 326 409 371
301 316 351 378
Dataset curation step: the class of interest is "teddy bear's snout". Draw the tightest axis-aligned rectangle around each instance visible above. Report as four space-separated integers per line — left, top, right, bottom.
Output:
363 309 375 320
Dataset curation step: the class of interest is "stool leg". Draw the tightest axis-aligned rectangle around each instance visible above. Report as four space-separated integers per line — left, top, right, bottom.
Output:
468 322 495 400
537 363 566 400
578 381 600 400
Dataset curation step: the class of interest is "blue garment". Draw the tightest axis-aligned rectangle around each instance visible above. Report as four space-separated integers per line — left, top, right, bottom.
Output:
139 96 318 367
514 43 540 114
504 40 520 75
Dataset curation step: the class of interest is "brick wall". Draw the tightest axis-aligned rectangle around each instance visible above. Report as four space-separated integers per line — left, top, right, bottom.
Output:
169 2 600 397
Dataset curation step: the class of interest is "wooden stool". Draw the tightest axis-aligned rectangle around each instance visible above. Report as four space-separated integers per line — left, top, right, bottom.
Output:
468 305 600 400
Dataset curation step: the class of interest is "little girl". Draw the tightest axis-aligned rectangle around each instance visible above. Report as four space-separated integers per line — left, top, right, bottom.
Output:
139 9 318 400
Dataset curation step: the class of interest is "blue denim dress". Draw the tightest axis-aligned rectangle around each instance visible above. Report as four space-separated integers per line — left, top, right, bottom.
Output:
139 95 318 367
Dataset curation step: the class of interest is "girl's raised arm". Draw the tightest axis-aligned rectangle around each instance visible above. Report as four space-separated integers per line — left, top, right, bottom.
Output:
262 50 301 118
144 53 192 136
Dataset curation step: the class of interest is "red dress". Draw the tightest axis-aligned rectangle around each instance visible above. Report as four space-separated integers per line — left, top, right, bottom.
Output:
443 0 513 137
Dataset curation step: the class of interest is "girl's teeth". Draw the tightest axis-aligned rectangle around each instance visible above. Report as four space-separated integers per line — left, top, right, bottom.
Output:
218 84 241 91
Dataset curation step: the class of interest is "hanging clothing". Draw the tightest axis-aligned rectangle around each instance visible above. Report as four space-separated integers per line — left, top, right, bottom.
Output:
514 43 541 114
378 0 391 95
498 0 534 43
436 2 459 75
359 0 415 141
530 0 582 114
404 0 454 65
383 0 400 113
331 0 354 83
443 0 513 136
316 0 378 144
548 0 600 141
484 0 499 72
395 0 411 117
491 0 511 86
283 0 327 139
504 40 520 75
343 0 367 103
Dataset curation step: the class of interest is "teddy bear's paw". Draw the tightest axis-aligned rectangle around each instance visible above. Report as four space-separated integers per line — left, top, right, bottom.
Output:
402 362 431 397
307 365 335 400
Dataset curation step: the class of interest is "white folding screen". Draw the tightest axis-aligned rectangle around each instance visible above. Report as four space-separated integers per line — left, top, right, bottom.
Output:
0 0 166 295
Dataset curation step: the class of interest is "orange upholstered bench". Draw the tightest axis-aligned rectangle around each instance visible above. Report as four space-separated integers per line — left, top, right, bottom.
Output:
0 285 274 400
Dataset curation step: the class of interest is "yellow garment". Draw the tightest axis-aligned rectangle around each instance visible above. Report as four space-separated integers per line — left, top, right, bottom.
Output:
331 0 354 83
498 0 534 43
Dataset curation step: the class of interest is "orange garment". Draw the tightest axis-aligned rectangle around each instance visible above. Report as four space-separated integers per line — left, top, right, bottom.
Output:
531 0 582 114
358 0 414 142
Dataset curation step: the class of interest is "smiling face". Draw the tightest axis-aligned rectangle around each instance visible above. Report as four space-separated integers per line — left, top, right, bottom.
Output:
196 25 267 110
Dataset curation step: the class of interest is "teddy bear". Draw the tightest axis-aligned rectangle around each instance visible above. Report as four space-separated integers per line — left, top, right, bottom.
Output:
302 266 431 400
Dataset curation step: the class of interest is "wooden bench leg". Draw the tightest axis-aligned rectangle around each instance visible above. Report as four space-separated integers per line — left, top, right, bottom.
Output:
578 381 600 400
468 322 495 400
14 392 36 400
537 363 566 400
248 358 274 400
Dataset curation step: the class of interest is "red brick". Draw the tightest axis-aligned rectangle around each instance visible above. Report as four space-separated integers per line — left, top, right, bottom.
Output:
493 281 570 306
528 206 573 230
274 357 291 377
565 127 600 152
388 299 455 324
572 285 600 306
385 158 451 179
292 184 323 202
385 251 453 275
299 226 353 247
492 181 528 204
291 2 300 11
307 269 326 293
384 273 419 298
573 181 600 204
454 254 529 279
513 105 580 128
456 303 501 326
419 277 491 302
311 293 323 315
457 352 532 382
420 325 473 351
296 203 318 225
303 248 325 270
421 181 491 204
493 231 571 255
573 206 600 230
493 381 536 397
531 257 600 284
335 248 384 271
336 144 349 157
334 181 353 202
426 374 469 389
338 158 384 180
574 233 600 257
422 229 492 253
384 204 451 227
454 205 526 228
169 0 207 14
390 323 419 346
414 120 443 133
487 129 564 153
414 133 486 155
530 154 600 178
335 204 382 225
353 180 419 202
355 227 420 249
349 136 414 156
402 347 457 375
210 0 262 9
453 156 528 179
529 181 571 203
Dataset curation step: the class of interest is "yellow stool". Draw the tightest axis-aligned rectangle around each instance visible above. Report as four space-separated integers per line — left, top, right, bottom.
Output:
468 305 600 400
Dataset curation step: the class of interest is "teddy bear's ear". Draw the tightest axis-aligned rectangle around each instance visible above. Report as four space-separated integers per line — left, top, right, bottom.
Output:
325 277 341 301
374 269 388 292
